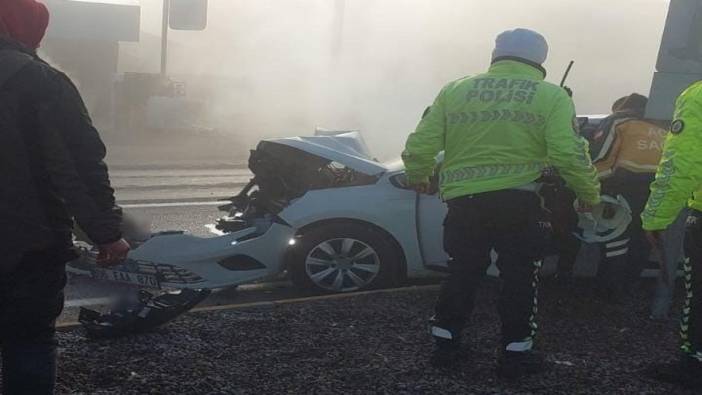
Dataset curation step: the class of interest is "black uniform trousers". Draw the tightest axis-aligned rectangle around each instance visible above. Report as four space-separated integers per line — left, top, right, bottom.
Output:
682 210 702 363
598 172 654 294
433 189 550 350
1 250 67 395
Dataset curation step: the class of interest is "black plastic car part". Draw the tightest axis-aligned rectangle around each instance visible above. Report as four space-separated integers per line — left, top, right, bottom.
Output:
218 255 266 271
79 289 211 339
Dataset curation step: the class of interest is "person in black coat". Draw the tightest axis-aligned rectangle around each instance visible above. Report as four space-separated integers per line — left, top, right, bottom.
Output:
0 1 129 393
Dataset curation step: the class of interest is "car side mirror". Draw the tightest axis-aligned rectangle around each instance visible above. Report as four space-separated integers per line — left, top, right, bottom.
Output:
169 0 208 31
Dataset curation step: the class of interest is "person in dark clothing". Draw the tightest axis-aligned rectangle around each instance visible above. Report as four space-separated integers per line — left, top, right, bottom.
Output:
0 1 130 393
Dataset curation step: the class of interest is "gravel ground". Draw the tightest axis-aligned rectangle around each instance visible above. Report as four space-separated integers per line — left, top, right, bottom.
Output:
46 280 694 394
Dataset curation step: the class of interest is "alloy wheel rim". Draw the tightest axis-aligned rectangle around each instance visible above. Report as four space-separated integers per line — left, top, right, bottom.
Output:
305 238 381 292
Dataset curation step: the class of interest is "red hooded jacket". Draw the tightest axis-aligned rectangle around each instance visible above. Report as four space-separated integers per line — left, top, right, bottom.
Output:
0 0 49 49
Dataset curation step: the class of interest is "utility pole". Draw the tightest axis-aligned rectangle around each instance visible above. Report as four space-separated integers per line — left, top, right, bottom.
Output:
331 0 345 58
161 0 170 78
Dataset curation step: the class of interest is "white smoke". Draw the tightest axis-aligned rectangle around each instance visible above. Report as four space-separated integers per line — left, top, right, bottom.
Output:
120 0 669 159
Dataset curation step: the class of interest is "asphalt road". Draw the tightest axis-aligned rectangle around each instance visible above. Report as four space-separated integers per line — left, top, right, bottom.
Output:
111 165 250 204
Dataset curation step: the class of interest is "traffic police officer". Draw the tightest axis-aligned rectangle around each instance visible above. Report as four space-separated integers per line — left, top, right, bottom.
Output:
642 81 702 390
402 28 600 378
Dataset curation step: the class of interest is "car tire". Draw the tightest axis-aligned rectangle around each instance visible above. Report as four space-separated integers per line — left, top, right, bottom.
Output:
289 223 401 293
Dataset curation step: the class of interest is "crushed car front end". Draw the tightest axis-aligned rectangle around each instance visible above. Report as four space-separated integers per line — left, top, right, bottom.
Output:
67 132 387 291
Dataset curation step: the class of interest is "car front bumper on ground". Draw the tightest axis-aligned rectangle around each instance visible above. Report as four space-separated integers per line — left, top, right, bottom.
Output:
67 223 295 290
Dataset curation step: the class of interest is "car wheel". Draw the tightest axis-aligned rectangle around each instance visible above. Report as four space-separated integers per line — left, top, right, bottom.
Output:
290 223 401 293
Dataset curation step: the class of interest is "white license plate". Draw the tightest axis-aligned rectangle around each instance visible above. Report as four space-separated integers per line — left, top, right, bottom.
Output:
91 268 160 288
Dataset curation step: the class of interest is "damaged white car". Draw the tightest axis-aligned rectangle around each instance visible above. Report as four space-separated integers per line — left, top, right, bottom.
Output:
68 131 449 293
68 123 632 294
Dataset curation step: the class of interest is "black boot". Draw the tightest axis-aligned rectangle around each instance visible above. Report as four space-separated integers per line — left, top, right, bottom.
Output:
553 271 574 289
428 318 466 368
497 350 546 380
1 342 58 395
430 338 464 368
646 357 702 390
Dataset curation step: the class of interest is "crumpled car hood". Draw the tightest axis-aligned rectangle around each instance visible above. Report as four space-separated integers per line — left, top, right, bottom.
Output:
265 132 387 176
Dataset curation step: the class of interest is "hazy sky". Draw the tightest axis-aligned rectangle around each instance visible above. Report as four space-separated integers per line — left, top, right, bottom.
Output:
121 0 672 157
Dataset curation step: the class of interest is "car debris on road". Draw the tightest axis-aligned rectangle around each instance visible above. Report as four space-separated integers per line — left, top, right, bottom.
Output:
79 289 211 339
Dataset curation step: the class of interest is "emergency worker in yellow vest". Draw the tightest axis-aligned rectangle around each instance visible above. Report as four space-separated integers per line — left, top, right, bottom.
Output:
590 94 667 299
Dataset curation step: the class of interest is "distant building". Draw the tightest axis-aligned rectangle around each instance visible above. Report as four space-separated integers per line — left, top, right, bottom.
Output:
41 0 141 126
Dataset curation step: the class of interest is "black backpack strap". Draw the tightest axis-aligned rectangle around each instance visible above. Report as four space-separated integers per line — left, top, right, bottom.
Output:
0 49 32 89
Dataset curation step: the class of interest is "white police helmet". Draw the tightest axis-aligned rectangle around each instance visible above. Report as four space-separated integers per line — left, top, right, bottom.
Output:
574 195 632 243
